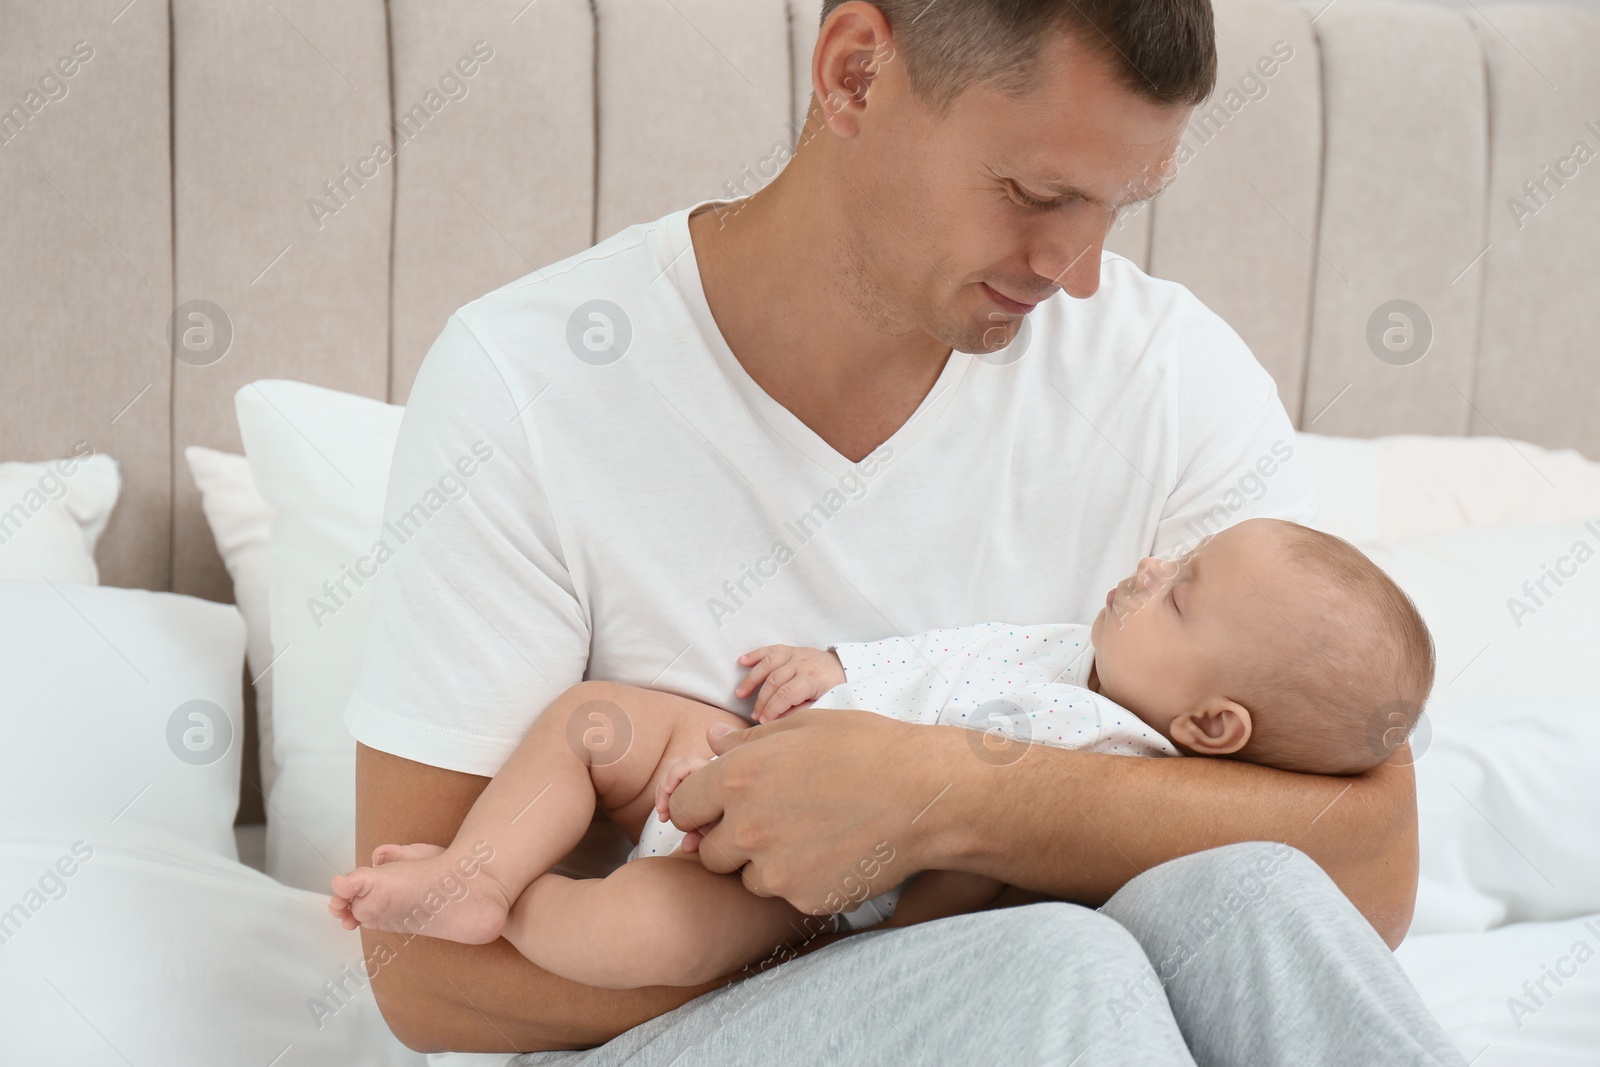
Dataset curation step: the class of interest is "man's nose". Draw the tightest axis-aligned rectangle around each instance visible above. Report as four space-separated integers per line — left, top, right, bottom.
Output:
1034 219 1106 300
1058 241 1103 299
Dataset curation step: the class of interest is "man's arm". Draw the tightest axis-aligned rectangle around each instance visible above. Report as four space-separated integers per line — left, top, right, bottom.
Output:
918 731 1420 948
673 713 1419 949
355 744 856 1052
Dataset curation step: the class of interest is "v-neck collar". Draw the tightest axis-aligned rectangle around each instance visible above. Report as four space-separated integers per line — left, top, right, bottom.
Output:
664 197 973 478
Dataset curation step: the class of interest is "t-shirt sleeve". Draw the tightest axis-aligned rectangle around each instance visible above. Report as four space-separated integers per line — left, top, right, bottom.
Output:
343 313 590 778
830 622 1005 685
1149 291 1320 559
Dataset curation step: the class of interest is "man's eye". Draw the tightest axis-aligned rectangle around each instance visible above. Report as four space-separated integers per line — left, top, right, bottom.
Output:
1010 184 1058 210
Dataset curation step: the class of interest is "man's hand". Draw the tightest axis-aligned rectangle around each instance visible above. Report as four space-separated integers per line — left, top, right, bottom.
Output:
666 709 945 914
735 645 847 723
666 715 1420 948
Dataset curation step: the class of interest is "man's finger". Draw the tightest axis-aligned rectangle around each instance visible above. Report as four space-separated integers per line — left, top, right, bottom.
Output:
667 742 732 839
669 721 772 862
704 714 776 756
673 714 811 867
690 816 754 879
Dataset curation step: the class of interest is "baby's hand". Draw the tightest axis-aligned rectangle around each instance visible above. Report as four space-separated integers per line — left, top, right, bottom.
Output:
736 644 846 723
655 754 722 854
655 753 710 825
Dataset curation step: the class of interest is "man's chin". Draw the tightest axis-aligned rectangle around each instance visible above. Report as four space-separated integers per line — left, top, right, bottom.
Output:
947 324 1015 356
923 306 1026 356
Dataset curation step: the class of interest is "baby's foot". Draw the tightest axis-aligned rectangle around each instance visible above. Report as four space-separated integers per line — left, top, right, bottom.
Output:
329 843 513 945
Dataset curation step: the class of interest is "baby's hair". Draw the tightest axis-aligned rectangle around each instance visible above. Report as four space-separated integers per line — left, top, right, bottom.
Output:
1232 521 1435 776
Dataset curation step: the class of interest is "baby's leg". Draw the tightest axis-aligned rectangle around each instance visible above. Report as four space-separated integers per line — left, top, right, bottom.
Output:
499 686 826 986
506 854 825 988
331 680 706 944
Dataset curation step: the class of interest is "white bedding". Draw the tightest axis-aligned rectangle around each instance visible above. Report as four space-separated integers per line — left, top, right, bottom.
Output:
1399 917 1600 1066
0 814 423 1067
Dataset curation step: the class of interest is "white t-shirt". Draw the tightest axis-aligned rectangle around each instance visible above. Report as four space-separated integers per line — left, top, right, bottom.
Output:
344 196 1317 777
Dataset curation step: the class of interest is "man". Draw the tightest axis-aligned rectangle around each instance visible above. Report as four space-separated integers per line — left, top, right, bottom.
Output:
346 1 1464 1063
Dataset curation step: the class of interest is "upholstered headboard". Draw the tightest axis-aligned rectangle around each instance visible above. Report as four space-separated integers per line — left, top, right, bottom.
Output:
3 0 1598 826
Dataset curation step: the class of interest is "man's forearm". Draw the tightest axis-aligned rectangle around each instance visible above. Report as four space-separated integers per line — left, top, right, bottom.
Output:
362 927 722 1053
908 727 1420 948
364 909 862 1052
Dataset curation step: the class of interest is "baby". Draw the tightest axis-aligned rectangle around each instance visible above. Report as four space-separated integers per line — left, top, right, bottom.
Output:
329 517 1434 988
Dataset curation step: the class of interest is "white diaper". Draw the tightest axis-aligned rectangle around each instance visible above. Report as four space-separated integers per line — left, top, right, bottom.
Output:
626 754 902 932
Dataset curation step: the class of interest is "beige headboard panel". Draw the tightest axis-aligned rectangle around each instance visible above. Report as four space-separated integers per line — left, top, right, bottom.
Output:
0 0 173 593
4 0 1599 606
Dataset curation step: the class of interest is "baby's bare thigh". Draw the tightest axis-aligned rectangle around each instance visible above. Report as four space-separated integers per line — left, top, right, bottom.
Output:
571 681 746 842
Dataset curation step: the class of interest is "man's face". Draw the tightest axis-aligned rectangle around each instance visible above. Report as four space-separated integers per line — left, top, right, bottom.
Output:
835 28 1190 355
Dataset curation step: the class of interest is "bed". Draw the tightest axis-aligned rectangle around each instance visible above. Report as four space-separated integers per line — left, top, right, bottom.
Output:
1 0 1597 1063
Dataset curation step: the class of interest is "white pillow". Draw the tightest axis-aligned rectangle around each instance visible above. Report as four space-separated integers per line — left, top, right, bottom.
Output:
186 445 279 799
0 449 121 584
1360 515 1600 699
1410 694 1600 936
0 581 246 859
235 381 404 892
1354 517 1600 935
1299 432 1600 543
0 813 423 1067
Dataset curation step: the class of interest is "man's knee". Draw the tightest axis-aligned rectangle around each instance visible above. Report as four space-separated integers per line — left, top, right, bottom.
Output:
929 904 1190 1051
1101 842 1333 943
959 901 1158 984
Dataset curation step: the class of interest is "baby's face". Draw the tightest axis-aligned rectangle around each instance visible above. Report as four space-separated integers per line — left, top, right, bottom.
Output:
1089 520 1304 740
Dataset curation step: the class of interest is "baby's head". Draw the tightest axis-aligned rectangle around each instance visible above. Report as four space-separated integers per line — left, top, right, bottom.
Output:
1088 518 1434 776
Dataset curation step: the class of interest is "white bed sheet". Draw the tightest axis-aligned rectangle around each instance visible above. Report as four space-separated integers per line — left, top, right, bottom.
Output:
1399 915 1600 1065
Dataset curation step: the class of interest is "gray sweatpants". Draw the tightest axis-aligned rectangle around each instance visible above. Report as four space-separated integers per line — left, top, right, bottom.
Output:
510 842 1464 1067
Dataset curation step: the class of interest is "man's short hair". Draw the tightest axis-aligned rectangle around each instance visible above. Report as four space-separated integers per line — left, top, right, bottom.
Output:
816 0 1218 115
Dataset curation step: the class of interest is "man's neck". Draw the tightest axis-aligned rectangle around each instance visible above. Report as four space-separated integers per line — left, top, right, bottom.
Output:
686 165 952 463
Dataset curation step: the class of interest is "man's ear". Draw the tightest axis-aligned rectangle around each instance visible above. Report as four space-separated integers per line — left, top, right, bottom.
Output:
812 2 897 137
1169 700 1252 756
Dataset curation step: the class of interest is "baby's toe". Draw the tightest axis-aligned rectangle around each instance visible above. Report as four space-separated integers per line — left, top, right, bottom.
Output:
373 842 446 866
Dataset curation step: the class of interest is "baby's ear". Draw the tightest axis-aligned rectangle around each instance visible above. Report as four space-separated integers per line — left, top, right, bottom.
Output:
1170 700 1251 756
